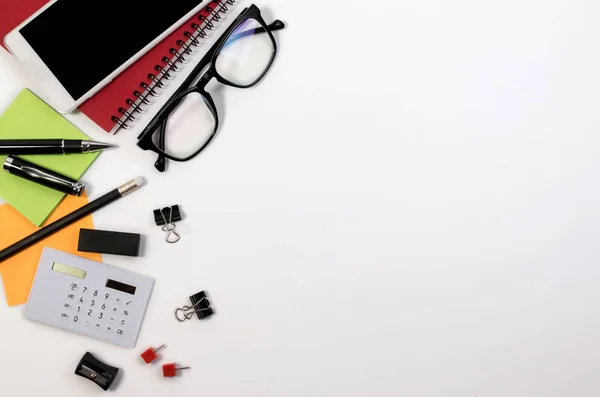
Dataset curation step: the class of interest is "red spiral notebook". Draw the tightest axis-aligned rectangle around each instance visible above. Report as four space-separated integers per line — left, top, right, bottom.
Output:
0 0 232 133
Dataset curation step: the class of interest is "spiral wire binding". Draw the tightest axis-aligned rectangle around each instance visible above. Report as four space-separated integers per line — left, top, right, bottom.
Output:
111 0 236 131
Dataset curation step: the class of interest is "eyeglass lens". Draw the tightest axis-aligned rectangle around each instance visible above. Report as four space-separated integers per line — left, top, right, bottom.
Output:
215 18 276 86
155 17 276 161
153 93 216 159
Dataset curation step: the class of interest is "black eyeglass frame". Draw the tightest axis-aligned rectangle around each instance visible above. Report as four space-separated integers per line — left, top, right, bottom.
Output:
137 4 285 168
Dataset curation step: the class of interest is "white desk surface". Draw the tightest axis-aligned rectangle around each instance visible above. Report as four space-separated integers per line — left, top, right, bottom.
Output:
1 0 600 396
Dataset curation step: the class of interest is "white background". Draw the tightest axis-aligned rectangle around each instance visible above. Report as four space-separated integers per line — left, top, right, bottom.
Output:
1 0 600 396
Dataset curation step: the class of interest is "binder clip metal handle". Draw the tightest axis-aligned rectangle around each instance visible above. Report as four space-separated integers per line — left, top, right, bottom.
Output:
154 205 182 244
162 222 180 244
175 291 215 322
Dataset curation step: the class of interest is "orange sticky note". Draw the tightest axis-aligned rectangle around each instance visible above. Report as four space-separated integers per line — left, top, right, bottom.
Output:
0 194 101 306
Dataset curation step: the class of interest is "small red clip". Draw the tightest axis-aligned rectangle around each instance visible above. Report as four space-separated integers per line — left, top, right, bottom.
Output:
140 344 166 364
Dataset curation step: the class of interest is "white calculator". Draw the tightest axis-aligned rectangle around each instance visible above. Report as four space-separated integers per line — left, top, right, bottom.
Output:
25 248 155 348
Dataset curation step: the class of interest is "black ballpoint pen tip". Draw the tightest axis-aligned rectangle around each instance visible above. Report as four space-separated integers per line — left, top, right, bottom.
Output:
88 141 117 152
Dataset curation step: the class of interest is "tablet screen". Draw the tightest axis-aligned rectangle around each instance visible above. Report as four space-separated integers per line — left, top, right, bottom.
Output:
20 0 204 99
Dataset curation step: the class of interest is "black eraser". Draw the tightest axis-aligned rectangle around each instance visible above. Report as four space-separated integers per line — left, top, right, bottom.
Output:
78 229 141 257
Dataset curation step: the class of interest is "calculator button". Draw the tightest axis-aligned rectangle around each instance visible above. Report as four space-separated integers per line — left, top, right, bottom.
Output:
123 309 130 317
73 315 79 323
63 303 73 310
82 286 89 294
69 283 78 291
78 297 85 304
95 323 102 329
105 324 113 332
67 294 75 300
93 290 99 297
115 298 121 305
60 312 69 320
112 306 118 313
87 309 93 317
116 329 124 336
126 300 133 306
104 293 110 300
84 320 92 327
120 319 126 326
108 317 116 324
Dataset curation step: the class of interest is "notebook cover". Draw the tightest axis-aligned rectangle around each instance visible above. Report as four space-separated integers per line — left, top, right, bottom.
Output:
0 89 99 226
0 0 226 133
0 0 48 50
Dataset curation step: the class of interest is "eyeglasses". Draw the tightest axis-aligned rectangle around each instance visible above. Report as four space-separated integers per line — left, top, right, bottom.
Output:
137 4 285 171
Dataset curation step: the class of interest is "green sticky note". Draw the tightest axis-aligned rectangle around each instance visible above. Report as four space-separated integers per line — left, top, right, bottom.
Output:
0 89 99 226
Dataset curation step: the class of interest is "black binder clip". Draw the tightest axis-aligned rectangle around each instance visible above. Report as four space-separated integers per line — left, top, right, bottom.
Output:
153 205 182 244
175 291 215 322
75 352 119 391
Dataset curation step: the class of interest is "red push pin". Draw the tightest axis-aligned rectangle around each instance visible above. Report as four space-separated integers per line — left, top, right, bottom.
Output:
140 344 166 364
162 363 191 377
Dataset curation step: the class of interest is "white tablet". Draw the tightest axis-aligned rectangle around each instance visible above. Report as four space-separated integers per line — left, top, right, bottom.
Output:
5 0 209 113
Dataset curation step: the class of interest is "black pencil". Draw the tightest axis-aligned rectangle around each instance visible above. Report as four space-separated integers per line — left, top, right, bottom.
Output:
0 177 145 263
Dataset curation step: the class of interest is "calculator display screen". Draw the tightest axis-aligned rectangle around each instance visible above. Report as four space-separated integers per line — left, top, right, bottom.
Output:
52 262 87 279
106 279 136 295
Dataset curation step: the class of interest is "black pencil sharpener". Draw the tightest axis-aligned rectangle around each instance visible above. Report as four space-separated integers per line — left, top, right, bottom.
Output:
75 352 119 391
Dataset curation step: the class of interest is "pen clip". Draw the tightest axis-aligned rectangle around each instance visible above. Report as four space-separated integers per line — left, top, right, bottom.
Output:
22 166 70 187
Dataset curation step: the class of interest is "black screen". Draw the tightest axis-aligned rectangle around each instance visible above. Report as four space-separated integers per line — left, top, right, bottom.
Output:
20 0 203 99
106 279 137 295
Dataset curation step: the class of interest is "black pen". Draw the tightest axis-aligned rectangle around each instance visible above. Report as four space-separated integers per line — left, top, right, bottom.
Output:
0 139 115 155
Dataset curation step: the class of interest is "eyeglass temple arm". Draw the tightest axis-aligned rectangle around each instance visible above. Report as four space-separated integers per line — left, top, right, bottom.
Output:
154 19 286 171
222 20 286 50
154 129 167 171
